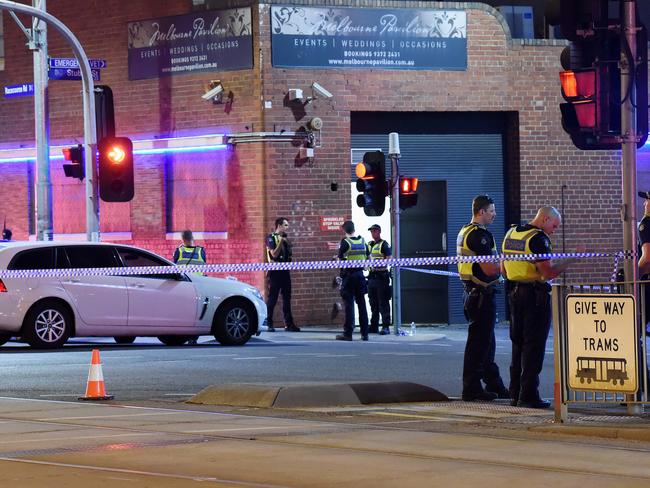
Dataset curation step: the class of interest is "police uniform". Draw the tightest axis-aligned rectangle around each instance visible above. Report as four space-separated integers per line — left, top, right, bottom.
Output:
338 236 369 340
457 223 507 400
639 212 650 325
502 223 553 406
173 245 206 267
367 239 391 334
266 232 297 331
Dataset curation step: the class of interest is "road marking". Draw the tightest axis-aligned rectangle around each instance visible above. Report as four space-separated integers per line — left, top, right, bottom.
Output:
232 357 276 360
163 393 196 396
186 425 324 433
0 457 291 487
36 412 183 421
368 411 474 422
0 432 157 445
370 352 431 356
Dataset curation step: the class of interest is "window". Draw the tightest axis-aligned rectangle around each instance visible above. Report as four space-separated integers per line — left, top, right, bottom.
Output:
116 247 184 281
8 247 55 270
63 246 120 268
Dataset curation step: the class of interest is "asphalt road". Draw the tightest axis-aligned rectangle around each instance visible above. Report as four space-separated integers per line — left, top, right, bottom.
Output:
0 326 556 402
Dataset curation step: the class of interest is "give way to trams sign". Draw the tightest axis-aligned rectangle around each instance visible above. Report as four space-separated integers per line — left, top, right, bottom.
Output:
566 294 638 393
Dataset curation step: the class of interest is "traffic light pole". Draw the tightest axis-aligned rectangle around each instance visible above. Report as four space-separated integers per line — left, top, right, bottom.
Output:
388 133 402 335
31 0 53 241
620 0 642 413
0 0 98 241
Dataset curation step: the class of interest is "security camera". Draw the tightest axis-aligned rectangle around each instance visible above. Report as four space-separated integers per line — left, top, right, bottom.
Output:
288 88 303 101
311 82 333 99
202 83 223 101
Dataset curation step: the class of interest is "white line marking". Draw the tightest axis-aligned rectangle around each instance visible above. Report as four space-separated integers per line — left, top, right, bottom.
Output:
0 457 290 487
0 432 157 446
232 357 276 361
163 393 196 396
37 411 183 421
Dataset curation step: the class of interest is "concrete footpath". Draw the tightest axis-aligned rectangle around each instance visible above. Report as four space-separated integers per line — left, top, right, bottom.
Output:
1 396 650 487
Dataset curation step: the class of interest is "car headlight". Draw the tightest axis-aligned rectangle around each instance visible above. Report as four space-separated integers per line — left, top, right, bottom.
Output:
245 287 264 301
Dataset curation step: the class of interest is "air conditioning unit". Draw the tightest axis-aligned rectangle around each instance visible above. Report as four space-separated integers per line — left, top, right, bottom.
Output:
497 5 534 39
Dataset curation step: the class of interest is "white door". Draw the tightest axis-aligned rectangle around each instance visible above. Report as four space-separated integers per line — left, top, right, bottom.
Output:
60 246 129 326
115 247 198 327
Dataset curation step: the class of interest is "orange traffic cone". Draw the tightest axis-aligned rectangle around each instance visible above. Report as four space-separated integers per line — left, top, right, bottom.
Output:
79 349 114 401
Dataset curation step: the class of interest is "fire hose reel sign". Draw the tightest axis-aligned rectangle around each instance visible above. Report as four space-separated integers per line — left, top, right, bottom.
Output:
566 294 638 393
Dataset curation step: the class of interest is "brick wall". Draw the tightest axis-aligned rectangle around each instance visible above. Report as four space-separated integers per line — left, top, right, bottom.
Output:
0 1 635 326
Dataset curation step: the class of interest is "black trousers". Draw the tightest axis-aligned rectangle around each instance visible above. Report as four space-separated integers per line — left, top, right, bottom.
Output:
340 270 368 338
508 282 551 402
266 270 295 327
462 285 505 396
368 272 391 330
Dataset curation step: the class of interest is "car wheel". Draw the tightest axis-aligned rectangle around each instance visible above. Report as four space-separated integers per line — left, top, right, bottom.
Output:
0 333 11 346
114 336 136 344
23 301 71 349
213 299 255 346
157 335 190 346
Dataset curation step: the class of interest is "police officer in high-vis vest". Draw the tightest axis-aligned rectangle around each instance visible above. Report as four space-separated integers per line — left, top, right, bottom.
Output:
173 230 206 269
266 217 300 332
336 220 369 341
367 224 392 335
457 195 508 402
502 206 577 409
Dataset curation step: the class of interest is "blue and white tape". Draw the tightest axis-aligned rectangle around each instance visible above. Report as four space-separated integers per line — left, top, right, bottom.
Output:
0 251 623 279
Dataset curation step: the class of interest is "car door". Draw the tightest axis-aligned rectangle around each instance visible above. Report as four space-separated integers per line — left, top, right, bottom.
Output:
59 245 129 326
115 247 199 328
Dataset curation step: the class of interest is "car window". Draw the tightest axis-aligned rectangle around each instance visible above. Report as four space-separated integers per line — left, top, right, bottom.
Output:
116 247 185 281
63 246 120 268
7 247 55 270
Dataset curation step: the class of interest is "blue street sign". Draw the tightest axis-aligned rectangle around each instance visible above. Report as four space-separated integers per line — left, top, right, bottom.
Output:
48 57 107 70
4 83 35 98
48 68 100 81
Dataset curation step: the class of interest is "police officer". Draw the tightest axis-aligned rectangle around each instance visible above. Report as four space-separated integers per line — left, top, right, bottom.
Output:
638 192 650 329
503 206 577 409
266 218 300 332
335 220 369 341
173 230 206 268
367 224 391 335
457 195 509 402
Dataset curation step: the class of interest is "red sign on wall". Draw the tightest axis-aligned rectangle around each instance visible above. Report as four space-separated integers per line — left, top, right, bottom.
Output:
320 216 344 232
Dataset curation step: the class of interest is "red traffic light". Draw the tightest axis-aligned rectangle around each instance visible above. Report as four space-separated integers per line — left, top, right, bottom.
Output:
98 137 134 202
61 145 84 179
400 177 418 194
106 144 127 164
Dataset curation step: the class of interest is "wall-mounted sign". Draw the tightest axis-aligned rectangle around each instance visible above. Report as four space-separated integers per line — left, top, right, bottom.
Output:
320 216 345 231
49 58 107 70
48 68 100 81
128 7 253 80
271 6 466 70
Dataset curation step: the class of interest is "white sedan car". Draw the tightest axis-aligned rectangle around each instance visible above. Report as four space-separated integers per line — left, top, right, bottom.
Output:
0 241 267 349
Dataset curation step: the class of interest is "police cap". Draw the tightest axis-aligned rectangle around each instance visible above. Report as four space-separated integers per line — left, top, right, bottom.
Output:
638 191 650 199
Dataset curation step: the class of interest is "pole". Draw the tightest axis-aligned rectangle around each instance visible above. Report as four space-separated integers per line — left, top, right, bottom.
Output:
388 132 401 335
620 0 641 413
32 0 52 241
0 0 98 241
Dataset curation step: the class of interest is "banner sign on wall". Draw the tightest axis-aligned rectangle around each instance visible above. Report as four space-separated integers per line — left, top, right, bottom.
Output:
271 6 467 70
128 8 253 80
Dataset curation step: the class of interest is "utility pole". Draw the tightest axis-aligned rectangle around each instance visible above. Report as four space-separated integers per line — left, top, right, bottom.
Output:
388 132 402 334
31 0 52 241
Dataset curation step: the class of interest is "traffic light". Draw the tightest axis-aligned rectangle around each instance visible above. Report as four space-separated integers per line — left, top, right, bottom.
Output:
62 145 84 180
556 0 648 150
399 177 418 210
98 136 134 202
355 151 386 216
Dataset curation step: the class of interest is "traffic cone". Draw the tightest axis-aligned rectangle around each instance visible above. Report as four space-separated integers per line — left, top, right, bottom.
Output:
79 349 114 401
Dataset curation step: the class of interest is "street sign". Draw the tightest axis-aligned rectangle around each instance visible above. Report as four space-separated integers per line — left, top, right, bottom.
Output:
48 57 107 70
4 83 34 98
48 68 100 81
566 294 638 393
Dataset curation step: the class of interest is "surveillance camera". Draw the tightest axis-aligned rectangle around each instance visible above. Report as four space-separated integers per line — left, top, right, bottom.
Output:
288 88 303 101
311 82 333 99
202 84 223 101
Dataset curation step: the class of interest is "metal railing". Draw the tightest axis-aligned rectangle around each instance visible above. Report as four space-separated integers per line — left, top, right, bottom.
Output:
552 281 649 422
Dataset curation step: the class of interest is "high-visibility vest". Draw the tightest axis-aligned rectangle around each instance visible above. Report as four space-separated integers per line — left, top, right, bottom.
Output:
456 223 499 287
368 240 388 272
502 225 548 282
343 236 367 261
175 245 206 266
267 233 281 263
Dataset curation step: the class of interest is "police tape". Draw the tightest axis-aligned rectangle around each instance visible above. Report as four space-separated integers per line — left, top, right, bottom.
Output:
402 267 460 277
0 251 622 279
